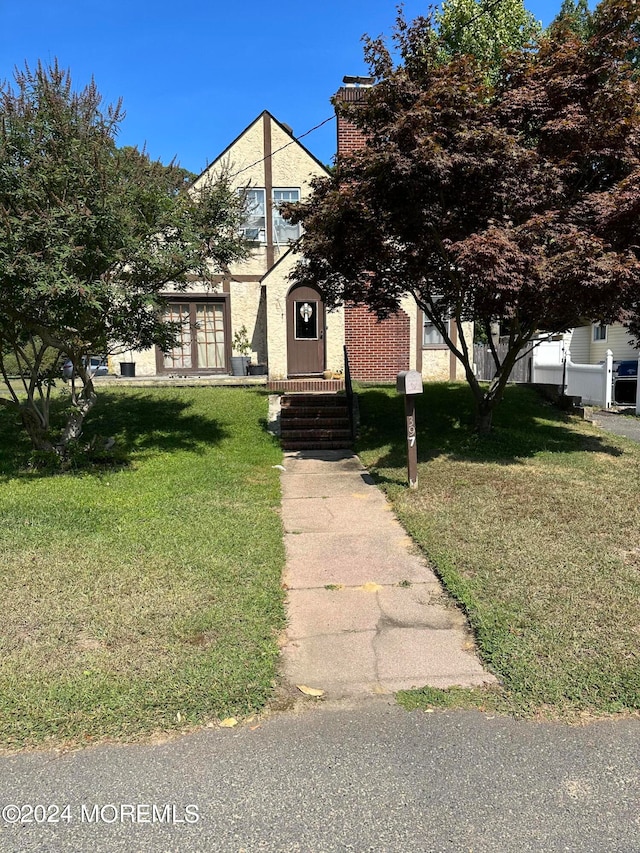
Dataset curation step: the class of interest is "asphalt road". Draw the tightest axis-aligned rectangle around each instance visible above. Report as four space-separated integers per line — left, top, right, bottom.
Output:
591 410 640 444
0 701 638 853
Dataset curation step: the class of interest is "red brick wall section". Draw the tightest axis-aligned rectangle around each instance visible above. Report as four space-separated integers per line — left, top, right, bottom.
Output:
345 304 410 382
337 115 367 155
337 86 412 382
335 87 369 156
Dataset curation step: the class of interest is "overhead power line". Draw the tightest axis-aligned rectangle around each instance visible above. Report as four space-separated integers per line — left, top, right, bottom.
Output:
228 115 335 180
226 0 611 182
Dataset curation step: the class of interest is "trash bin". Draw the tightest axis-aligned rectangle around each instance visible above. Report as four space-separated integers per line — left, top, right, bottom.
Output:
120 362 136 377
231 356 250 376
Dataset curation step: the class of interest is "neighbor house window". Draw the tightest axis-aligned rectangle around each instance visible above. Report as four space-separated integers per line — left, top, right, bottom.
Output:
593 323 607 341
240 188 266 242
423 318 447 347
273 188 300 243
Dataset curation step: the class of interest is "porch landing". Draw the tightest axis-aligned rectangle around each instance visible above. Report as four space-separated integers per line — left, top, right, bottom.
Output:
93 375 267 388
93 376 346 392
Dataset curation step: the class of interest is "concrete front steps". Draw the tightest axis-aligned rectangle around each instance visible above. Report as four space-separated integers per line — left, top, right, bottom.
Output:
280 394 353 451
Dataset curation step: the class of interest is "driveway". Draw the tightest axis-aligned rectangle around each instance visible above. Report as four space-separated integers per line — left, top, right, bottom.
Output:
590 409 640 443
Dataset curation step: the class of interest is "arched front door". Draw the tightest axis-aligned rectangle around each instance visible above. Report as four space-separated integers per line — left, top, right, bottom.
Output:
287 283 326 376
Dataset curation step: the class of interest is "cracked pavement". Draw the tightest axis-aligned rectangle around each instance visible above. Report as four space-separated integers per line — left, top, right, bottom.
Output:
280 450 495 697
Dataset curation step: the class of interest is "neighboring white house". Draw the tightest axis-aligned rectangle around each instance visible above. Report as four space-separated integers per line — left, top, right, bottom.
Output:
531 323 639 408
565 323 638 365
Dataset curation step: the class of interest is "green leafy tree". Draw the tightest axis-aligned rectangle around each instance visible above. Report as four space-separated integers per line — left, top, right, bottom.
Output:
0 61 248 459
435 0 542 73
285 0 640 433
550 0 593 39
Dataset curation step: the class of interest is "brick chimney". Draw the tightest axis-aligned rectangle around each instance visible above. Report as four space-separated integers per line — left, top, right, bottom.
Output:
334 75 374 157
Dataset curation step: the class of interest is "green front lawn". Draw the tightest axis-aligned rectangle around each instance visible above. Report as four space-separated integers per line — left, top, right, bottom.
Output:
0 387 285 748
355 383 640 718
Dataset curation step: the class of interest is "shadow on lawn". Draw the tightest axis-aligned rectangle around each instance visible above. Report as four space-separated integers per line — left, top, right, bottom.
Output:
0 390 228 479
356 383 624 477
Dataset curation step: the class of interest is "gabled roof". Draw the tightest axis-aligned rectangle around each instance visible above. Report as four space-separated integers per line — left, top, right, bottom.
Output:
192 110 331 186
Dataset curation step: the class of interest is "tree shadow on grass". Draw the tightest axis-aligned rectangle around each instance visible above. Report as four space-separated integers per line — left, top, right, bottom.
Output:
0 390 229 480
355 383 624 483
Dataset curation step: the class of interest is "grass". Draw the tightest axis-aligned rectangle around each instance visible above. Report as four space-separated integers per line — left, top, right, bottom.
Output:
0 387 285 748
354 383 640 719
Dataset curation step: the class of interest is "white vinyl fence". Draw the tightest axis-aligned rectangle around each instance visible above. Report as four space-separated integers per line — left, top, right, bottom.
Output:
531 344 614 407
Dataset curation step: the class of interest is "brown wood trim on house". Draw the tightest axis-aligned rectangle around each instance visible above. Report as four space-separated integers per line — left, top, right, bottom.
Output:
155 294 232 375
183 273 226 284
178 275 263 285
449 322 458 380
263 113 275 270
416 310 423 374
161 291 231 299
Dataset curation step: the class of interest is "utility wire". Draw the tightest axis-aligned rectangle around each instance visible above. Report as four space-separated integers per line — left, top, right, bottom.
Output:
225 1 506 180
228 115 335 180
224 0 612 181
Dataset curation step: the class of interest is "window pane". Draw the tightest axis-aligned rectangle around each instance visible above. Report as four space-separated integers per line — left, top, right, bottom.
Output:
273 188 300 243
240 188 266 242
295 300 318 339
195 303 225 368
423 321 445 346
163 304 192 368
593 323 607 341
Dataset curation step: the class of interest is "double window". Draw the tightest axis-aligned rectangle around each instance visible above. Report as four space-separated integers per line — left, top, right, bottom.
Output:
161 299 228 373
239 188 300 243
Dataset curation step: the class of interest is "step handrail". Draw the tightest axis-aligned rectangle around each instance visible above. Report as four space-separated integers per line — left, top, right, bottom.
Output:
344 345 355 441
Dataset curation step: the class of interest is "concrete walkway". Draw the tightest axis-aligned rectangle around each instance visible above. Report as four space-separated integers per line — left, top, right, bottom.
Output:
280 450 495 698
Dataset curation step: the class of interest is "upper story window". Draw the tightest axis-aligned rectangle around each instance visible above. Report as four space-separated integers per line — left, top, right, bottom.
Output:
273 188 300 243
240 188 266 242
239 187 300 244
593 323 607 341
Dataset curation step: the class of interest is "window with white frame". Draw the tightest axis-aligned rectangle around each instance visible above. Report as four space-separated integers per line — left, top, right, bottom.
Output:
593 323 607 341
273 188 300 243
423 317 448 347
240 188 266 242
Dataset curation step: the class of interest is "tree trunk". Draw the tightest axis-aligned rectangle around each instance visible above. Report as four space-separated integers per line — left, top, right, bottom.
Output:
462 362 497 435
20 407 55 453
58 387 97 448
475 403 493 434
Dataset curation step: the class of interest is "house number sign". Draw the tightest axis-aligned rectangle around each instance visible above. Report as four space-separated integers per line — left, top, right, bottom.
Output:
396 371 423 489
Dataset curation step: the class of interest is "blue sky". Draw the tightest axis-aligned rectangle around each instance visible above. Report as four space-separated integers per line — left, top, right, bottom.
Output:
0 0 565 174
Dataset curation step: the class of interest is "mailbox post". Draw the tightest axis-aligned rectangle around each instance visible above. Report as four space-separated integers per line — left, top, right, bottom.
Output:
396 370 423 489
